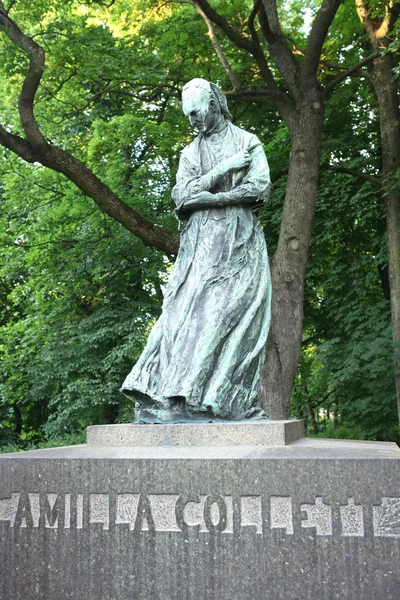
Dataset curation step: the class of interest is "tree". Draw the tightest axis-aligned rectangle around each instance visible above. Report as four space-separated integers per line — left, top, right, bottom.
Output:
293 166 397 440
355 0 400 422
262 53 398 441
0 0 396 430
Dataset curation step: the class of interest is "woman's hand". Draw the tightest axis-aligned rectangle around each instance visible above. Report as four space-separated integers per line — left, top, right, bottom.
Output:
183 191 216 209
221 150 251 173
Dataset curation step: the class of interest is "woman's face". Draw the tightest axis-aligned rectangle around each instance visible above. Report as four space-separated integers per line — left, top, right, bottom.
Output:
182 89 219 133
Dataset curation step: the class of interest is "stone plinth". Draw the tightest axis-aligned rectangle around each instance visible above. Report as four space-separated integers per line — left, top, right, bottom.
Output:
1 432 400 600
86 420 305 447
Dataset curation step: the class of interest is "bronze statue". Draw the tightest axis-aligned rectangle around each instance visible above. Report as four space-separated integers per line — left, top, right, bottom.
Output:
121 79 271 423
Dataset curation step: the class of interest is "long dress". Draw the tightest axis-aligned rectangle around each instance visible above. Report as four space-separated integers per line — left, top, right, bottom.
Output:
121 121 272 422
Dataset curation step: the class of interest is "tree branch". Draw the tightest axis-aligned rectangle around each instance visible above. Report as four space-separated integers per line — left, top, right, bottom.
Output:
388 1 400 35
248 0 262 36
259 0 300 97
225 85 278 106
41 145 179 254
194 2 240 89
356 0 400 48
0 3 46 146
174 0 293 116
321 162 381 185
0 124 36 162
187 0 254 53
300 0 342 86
0 3 179 255
302 335 318 346
16 235 116 249
275 162 383 186
1 126 179 253
247 0 293 107
323 52 379 97
312 389 335 409
226 92 278 107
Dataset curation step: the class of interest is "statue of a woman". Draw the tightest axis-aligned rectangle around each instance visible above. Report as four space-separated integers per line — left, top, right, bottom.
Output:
121 78 271 423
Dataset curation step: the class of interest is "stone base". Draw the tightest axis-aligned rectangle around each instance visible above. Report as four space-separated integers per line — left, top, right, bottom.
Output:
86 420 305 447
1 434 400 600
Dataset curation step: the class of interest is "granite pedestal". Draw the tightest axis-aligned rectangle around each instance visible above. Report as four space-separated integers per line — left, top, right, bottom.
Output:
1 421 399 600
87 419 305 447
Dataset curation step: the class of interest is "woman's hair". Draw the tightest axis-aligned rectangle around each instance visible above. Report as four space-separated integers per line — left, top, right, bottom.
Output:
182 78 232 120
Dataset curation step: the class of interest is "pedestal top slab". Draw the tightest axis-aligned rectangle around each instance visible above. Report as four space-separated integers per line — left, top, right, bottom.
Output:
86 420 304 448
2 436 399 461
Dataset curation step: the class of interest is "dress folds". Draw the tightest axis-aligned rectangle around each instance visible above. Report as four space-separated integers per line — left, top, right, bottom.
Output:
121 122 272 421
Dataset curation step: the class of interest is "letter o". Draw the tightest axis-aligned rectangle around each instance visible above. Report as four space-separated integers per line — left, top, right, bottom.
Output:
203 495 227 533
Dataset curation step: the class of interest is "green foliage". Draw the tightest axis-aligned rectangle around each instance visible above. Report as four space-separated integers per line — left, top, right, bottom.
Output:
0 151 169 442
0 0 398 448
290 108 397 441
0 431 86 454
311 424 361 440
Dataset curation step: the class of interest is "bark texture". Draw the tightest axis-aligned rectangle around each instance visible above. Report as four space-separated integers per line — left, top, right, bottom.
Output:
373 55 400 424
260 96 324 418
356 0 400 423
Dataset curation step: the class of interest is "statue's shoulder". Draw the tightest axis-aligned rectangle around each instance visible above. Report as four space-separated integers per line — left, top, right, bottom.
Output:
228 122 258 146
179 136 202 166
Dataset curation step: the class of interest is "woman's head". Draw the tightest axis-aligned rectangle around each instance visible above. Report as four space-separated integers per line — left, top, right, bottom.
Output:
182 79 231 133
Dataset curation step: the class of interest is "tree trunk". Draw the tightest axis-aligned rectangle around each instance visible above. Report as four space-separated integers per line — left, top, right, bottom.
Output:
333 398 339 427
371 53 400 423
304 386 318 433
260 94 324 418
13 404 22 436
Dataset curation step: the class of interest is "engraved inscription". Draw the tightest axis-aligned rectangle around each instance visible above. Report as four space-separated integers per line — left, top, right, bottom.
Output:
149 495 180 532
0 493 20 527
29 493 40 528
77 494 83 529
175 495 234 533
204 495 227 532
135 494 155 532
340 498 364 537
40 493 61 529
301 497 332 536
270 496 293 534
240 496 262 534
65 494 71 529
14 493 40 528
223 496 233 534
2 493 68 529
13 493 30 529
373 497 400 537
116 494 140 530
1 491 399 539
175 494 205 532
90 494 109 530
115 493 157 532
